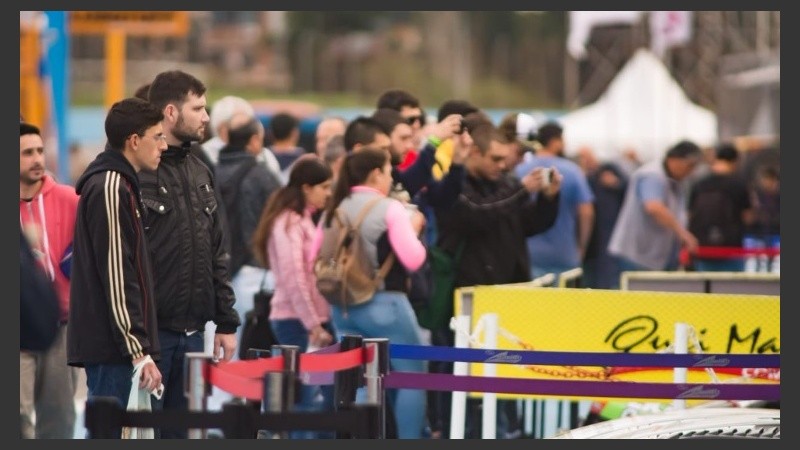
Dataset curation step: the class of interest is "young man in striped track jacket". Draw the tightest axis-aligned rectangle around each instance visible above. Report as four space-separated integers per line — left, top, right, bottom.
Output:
68 98 167 417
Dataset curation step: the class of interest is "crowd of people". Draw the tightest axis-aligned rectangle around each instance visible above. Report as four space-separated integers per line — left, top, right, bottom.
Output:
20 71 779 439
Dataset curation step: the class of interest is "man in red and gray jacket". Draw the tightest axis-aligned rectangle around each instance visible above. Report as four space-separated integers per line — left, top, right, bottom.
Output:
20 121 79 439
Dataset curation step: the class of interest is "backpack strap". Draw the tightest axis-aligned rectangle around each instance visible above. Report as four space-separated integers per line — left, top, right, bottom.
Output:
351 196 396 281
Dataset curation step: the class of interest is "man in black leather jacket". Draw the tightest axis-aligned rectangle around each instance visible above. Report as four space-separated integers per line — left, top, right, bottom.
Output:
139 70 240 438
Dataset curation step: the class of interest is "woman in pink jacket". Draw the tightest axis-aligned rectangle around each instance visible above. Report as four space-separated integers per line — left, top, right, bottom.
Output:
252 154 334 438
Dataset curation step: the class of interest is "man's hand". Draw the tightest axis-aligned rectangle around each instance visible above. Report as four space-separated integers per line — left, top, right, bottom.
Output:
133 355 162 392
451 129 474 165
521 166 562 196
309 325 333 348
213 333 237 362
678 228 699 254
431 114 463 141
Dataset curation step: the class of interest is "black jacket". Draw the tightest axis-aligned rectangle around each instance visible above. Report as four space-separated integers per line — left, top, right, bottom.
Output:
21 229 60 352
68 147 160 366
437 172 560 288
138 143 240 334
216 146 282 274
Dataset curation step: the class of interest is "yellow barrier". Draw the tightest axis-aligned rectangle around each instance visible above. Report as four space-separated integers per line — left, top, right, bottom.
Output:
453 285 779 401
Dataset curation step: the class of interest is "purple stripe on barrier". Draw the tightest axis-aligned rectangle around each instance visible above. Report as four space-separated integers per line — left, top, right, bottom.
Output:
388 344 780 368
384 372 780 401
300 343 341 386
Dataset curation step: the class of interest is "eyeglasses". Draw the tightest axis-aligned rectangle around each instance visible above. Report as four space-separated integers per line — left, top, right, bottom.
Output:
404 115 424 126
141 134 167 142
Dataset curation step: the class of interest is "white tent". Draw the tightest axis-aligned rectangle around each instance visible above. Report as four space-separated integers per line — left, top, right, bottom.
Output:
560 48 718 163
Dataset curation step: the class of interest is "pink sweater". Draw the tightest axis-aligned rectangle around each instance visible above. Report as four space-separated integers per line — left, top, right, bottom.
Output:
19 175 79 322
267 208 331 330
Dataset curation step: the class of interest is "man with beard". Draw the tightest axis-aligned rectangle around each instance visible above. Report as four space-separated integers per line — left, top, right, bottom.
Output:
19 121 79 439
138 70 240 438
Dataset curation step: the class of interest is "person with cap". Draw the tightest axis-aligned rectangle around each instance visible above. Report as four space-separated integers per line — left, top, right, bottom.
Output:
498 112 540 173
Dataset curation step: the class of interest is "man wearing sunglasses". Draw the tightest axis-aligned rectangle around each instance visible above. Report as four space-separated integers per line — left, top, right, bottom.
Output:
376 89 427 151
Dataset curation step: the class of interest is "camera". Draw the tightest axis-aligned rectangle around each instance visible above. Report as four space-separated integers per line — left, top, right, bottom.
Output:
540 167 553 188
456 118 466 134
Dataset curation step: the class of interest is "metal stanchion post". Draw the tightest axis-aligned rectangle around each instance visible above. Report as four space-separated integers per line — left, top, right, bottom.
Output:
334 334 363 439
263 345 300 439
184 352 212 439
363 338 389 439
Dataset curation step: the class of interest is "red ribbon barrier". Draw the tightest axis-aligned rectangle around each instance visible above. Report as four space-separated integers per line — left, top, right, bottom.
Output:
208 364 265 400
204 346 371 399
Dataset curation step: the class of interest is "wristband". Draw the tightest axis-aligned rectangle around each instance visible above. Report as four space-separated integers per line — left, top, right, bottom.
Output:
427 135 443 148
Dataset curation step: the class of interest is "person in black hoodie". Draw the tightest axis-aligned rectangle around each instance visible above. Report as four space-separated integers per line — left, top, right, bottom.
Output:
138 70 240 437
68 98 166 416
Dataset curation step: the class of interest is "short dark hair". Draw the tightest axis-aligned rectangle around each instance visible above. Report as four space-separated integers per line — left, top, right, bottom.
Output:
437 99 479 123
463 111 493 135
536 122 563 147
715 143 739 162
666 140 702 160
134 82 151 100
20 122 41 137
371 108 404 135
343 116 384 152
470 121 506 155
147 70 206 112
269 112 299 141
228 117 262 148
376 89 420 111
105 97 165 151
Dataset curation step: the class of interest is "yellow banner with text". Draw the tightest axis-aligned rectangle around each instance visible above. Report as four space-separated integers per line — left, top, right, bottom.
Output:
455 285 779 401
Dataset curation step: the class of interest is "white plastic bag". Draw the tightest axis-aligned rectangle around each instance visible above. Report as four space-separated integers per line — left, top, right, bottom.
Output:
121 355 164 439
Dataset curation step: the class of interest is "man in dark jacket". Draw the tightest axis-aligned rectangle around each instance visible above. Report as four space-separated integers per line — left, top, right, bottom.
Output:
138 70 240 438
435 117 561 438
68 97 166 415
216 113 281 332
209 113 281 410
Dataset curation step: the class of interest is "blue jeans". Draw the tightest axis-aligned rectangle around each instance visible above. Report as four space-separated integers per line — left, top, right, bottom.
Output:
270 319 336 439
330 290 426 439
152 329 205 439
84 362 134 438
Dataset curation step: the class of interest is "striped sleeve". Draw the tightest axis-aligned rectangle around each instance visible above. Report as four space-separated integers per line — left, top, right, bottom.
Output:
91 171 150 360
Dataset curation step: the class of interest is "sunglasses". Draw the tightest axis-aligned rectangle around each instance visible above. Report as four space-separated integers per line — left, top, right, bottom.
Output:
404 115 424 126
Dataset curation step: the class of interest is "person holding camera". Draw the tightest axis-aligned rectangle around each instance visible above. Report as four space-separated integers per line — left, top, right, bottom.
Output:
435 115 561 438
514 121 595 283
